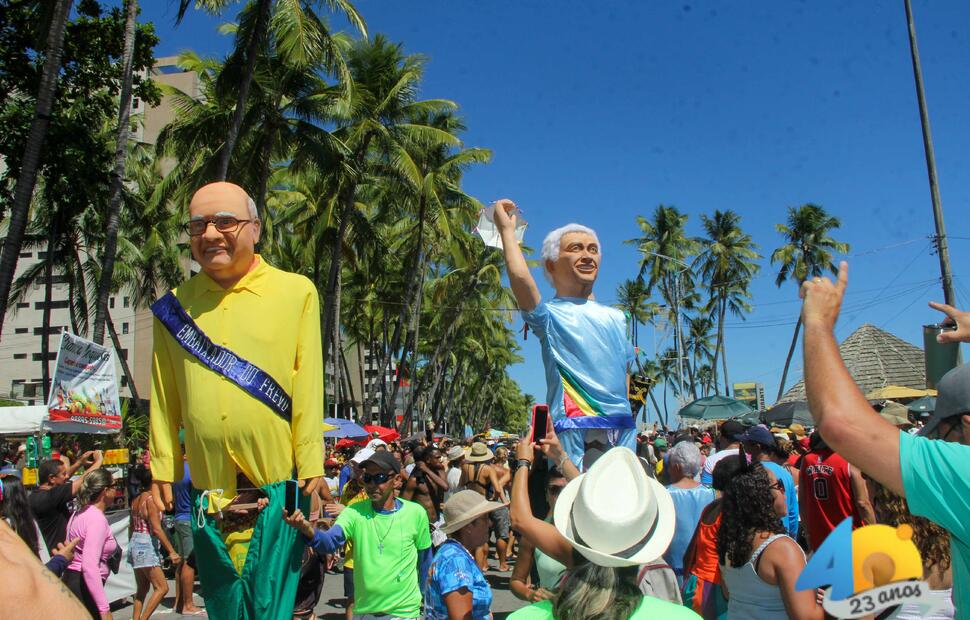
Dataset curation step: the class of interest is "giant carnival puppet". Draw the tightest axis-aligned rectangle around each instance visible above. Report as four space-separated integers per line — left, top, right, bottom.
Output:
149 182 324 620
493 199 636 469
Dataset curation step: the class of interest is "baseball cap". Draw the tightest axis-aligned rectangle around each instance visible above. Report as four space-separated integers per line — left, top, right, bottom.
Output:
366 438 388 450
350 447 375 464
738 424 776 448
361 450 402 473
720 419 747 441
920 363 970 437
325 459 340 468
654 437 668 450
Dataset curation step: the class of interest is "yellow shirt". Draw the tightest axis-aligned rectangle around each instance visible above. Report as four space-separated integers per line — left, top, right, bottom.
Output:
149 257 324 505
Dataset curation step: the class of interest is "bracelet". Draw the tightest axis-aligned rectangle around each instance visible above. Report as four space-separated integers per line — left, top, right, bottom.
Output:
556 452 569 468
516 459 532 470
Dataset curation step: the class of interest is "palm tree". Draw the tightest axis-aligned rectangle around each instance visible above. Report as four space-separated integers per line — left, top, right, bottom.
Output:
92 0 138 346
0 0 74 338
615 278 658 353
628 205 699 399
770 204 849 401
695 210 760 394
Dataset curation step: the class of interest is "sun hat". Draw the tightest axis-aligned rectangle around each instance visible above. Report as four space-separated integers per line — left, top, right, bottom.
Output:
553 447 675 568
350 447 375 465
878 401 913 428
738 424 776 449
465 442 494 463
440 490 504 534
920 364 970 437
446 445 465 461
789 423 807 438
360 450 401 474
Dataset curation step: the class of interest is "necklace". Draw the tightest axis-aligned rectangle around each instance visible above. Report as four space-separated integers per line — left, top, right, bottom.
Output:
374 504 399 555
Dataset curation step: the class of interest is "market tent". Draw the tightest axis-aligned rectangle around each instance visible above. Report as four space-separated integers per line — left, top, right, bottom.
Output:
0 405 119 435
679 396 753 421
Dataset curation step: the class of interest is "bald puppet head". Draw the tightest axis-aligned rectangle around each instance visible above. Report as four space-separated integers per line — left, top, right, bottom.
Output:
188 182 261 287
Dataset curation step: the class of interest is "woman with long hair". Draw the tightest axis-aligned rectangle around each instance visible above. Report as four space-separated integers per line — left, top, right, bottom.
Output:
510 468 568 602
62 468 120 620
128 467 181 620
1 473 45 560
508 427 699 620
867 476 954 619
717 451 822 620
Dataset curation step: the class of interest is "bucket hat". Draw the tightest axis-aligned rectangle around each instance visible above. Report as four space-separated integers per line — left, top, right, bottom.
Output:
465 442 494 463
553 447 675 568
440 490 504 534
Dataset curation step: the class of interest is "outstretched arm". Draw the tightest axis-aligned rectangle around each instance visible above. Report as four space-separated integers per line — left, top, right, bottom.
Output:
801 262 903 495
493 199 541 312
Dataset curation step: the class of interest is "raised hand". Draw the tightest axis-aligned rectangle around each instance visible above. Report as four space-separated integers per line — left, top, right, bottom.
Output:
492 199 518 235
928 301 970 344
800 261 848 330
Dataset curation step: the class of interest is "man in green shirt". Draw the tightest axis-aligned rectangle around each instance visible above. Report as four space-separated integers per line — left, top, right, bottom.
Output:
284 450 433 619
801 261 970 618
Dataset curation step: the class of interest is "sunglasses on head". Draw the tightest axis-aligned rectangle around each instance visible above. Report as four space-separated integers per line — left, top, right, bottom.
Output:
362 472 392 485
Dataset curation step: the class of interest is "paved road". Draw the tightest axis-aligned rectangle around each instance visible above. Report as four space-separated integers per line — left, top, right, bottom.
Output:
113 564 527 619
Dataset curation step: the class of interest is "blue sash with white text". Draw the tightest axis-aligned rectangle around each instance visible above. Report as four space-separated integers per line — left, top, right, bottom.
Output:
151 291 292 423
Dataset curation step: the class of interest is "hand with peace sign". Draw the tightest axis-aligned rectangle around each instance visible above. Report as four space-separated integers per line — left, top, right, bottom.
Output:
800 261 849 331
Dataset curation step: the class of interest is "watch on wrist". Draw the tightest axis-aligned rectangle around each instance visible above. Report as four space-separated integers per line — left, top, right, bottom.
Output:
516 459 533 470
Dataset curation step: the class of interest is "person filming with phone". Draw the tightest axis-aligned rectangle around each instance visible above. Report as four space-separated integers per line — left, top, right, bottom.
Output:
492 199 637 470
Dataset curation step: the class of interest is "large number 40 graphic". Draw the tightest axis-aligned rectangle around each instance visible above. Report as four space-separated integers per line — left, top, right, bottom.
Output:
795 517 855 601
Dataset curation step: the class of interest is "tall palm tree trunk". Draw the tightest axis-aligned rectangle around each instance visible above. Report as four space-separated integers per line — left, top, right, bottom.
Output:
776 316 802 402
92 0 138 345
107 310 140 406
41 226 56 401
710 297 727 395
0 0 73 338
215 0 271 180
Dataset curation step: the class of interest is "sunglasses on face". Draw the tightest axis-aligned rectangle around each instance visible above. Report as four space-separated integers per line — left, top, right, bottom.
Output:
769 479 785 494
185 216 252 236
362 472 392 485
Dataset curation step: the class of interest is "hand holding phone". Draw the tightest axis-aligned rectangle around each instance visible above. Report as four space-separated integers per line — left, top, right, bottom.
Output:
531 405 549 444
284 479 299 515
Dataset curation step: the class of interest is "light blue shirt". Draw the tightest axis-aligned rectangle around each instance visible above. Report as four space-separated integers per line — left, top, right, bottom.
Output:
900 431 970 618
762 461 799 538
522 297 635 431
664 484 717 581
424 540 492 620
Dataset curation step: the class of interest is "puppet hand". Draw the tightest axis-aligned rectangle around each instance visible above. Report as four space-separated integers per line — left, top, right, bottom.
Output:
299 476 322 497
151 480 174 512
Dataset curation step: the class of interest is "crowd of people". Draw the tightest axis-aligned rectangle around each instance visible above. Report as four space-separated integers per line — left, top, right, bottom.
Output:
2 186 970 620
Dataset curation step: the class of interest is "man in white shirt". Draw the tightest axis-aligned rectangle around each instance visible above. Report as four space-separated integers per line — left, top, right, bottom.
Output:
700 419 747 486
444 445 464 501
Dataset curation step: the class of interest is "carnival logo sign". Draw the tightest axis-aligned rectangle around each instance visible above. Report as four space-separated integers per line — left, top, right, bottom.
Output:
796 518 943 618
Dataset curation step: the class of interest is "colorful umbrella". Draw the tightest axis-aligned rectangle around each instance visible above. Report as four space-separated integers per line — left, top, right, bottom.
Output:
678 395 753 421
323 418 368 439
363 424 400 443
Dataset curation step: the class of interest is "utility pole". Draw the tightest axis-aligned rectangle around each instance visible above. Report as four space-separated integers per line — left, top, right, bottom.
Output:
904 0 956 306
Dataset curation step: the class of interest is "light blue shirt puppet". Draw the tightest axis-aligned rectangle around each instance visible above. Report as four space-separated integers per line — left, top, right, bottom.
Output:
493 199 636 468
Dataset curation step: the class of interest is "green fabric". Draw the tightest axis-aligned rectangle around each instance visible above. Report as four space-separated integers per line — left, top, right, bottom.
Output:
899 431 970 619
191 481 309 620
534 517 566 590
335 498 431 618
508 596 702 619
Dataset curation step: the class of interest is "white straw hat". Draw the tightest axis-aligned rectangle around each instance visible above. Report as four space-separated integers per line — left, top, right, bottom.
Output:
441 490 504 534
553 447 675 567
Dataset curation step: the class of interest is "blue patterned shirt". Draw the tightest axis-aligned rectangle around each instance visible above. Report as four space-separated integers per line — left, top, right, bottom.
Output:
424 540 492 620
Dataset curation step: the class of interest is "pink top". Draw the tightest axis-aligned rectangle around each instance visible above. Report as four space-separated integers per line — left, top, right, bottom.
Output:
66 506 118 612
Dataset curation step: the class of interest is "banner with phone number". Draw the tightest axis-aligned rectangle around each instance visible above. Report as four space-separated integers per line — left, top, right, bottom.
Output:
46 331 122 429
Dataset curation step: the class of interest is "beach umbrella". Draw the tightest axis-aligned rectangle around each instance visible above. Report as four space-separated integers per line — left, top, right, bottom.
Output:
323 418 368 439
763 401 814 428
734 409 764 427
864 385 936 400
907 396 936 415
678 396 753 421
363 424 400 443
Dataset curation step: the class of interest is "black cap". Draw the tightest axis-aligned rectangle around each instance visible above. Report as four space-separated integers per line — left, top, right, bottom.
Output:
720 419 747 441
361 450 401 474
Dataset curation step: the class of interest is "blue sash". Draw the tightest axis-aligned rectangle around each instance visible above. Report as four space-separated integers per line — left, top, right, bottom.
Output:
151 291 292 423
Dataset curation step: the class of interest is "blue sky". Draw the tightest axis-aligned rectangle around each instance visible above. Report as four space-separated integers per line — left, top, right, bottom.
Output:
140 1 970 424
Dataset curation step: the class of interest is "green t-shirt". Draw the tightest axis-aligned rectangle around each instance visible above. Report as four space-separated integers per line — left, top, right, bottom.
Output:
508 596 701 619
899 431 970 618
335 498 431 618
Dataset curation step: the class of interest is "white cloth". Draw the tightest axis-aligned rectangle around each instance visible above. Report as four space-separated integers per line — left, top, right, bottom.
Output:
894 587 954 619
445 467 462 501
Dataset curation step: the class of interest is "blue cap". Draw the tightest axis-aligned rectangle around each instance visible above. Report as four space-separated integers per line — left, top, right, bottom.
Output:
738 424 776 449
0 466 22 479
